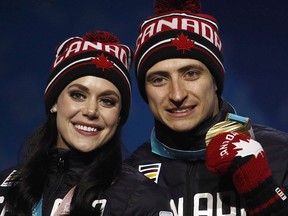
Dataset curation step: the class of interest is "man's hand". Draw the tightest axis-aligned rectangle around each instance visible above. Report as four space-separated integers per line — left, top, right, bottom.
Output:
206 131 287 215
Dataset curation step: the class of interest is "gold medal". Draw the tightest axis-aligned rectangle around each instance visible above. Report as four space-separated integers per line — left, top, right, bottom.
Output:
205 113 254 146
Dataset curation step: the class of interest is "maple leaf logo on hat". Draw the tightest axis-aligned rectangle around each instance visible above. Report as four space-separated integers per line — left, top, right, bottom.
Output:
92 53 114 71
172 33 195 54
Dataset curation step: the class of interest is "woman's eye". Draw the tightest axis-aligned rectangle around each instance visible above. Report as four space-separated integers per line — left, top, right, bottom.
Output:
101 98 117 107
70 91 86 100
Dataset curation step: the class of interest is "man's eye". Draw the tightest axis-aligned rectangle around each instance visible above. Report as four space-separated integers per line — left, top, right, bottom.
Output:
150 76 167 85
185 70 199 79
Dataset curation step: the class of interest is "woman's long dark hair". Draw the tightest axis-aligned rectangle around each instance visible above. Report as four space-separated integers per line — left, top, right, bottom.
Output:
4 112 122 216
4 113 56 215
69 127 122 216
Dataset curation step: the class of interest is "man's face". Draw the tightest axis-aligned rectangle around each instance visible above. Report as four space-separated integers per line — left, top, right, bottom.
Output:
145 58 219 132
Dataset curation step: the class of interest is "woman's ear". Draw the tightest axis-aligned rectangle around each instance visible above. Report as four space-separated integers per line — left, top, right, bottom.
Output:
50 104 57 113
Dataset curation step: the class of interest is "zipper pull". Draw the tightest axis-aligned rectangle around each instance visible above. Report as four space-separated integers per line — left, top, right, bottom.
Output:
57 157 65 171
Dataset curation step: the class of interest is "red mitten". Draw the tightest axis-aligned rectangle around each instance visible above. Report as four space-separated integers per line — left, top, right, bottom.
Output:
206 131 288 215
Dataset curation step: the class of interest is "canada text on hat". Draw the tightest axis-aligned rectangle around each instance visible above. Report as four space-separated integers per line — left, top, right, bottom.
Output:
136 12 222 54
134 0 225 101
54 37 131 69
44 31 133 124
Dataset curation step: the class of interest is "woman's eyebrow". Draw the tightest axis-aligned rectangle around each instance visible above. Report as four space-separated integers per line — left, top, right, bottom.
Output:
67 83 89 91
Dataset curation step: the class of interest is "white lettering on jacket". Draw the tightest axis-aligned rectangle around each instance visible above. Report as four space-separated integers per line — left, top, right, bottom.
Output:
170 191 246 216
50 198 107 216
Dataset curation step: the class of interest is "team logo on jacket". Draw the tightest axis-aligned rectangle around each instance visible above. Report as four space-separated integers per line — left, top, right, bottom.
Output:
1 170 18 187
138 163 161 183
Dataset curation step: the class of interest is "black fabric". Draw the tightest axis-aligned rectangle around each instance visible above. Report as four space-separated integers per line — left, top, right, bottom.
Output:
102 163 172 215
0 149 172 215
125 100 288 215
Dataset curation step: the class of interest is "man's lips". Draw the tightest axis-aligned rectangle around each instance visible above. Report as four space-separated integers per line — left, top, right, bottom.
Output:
166 105 196 113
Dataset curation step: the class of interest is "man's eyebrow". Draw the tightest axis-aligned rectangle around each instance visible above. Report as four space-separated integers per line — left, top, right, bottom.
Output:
147 64 205 78
146 71 168 80
178 64 205 73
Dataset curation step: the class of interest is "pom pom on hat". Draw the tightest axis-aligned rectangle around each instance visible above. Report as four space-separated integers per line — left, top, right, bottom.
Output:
154 0 201 14
45 31 133 125
82 31 120 43
135 0 224 102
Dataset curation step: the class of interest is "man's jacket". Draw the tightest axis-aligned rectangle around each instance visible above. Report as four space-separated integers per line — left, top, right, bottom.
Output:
125 101 288 216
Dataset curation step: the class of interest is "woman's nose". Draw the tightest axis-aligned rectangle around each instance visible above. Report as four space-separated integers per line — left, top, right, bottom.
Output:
83 99 99 119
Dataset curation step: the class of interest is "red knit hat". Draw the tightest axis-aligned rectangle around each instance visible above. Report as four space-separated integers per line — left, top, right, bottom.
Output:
45 31 133 125
135 0 225 101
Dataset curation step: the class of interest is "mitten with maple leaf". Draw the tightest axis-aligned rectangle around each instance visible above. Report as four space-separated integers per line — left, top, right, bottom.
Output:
206 131 288 215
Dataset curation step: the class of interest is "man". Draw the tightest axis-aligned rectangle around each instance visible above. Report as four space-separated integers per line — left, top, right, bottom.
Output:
125 0 288 215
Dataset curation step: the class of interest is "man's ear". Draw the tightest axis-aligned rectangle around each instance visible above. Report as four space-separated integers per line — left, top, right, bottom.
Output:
213 77 218 92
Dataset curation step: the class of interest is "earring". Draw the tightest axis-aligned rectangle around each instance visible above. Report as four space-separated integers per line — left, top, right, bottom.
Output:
50 106 57 113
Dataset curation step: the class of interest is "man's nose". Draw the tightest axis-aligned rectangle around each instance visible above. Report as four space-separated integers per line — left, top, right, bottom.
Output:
168 80 188 107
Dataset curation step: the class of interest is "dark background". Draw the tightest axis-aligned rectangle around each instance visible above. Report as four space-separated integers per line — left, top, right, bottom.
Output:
1 0 287 171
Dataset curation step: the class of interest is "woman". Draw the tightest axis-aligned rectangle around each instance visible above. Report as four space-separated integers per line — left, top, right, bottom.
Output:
0 31 172 216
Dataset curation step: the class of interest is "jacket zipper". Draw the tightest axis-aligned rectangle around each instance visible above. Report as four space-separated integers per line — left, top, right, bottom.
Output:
184 163 194 216
42 157 65 216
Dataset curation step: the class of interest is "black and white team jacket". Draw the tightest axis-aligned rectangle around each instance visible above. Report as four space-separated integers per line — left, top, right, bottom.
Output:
0 149 173 216
125 101 288 216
